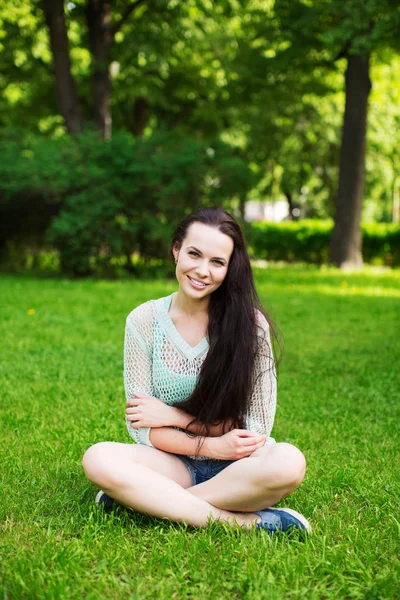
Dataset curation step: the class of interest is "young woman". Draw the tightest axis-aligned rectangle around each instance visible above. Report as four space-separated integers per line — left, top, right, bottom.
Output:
82 207 309 533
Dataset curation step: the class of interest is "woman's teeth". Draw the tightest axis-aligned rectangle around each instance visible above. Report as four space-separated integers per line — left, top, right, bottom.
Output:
188 276 207 288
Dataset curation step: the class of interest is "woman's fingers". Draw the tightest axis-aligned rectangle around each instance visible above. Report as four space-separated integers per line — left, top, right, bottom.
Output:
127 392 154 403
239 435 266 446
237 438 265 457
234 429 266 441
239 442 265 457
126 394 156 407
126 412 139 419
126 398 141 407
126 414 138 421
233 429 256 437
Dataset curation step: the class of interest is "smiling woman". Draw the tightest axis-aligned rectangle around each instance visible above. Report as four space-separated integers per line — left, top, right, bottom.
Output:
82 207 309 534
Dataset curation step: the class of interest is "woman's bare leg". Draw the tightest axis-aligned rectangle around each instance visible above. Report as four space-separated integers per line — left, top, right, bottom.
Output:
188 443 306 512
82 442 258 529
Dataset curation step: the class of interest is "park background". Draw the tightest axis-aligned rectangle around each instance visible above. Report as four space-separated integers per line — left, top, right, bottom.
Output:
0 1 399 599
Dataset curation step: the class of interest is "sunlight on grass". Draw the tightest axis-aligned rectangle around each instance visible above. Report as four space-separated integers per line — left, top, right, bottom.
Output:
281 283 400 299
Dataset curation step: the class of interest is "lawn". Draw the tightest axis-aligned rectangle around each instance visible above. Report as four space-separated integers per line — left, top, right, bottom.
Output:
1 266 399 599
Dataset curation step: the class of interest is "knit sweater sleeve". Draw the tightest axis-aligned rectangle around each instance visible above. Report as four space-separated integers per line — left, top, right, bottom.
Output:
124 301 155 447
244 311 277 439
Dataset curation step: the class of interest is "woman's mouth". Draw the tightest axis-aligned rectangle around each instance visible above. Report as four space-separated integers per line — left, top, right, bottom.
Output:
187 275 209 289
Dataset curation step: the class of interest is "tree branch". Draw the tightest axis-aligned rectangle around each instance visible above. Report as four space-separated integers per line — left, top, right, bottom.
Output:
111 0 146 37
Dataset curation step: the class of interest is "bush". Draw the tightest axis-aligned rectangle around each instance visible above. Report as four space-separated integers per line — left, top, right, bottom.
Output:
0 129 252 275
247 220 332 264
247 220 400 266
362 222 400 266
0 128 70 261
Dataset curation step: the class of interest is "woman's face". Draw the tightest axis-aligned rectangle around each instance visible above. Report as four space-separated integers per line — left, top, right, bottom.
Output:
173 222 234 300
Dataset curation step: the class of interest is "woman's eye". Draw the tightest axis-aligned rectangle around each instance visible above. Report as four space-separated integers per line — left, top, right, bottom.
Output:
189 251 199 257
213 260 224 266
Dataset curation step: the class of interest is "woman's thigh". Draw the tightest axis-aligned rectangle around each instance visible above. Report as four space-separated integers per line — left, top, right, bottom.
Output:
83 442 193 489
188 443 306 512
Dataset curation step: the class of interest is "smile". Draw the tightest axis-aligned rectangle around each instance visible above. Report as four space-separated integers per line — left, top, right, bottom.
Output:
187 276 209 289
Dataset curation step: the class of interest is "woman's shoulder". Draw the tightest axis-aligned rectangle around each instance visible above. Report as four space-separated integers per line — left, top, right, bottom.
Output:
125 299 162 349
126 300 156 325
126 294 171 330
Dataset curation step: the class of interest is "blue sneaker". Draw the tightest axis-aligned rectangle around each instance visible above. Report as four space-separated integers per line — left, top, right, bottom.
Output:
95 490 116 513
255 507 311 534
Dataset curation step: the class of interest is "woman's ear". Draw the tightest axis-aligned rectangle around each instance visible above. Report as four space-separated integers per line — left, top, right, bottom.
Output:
173 246 179 263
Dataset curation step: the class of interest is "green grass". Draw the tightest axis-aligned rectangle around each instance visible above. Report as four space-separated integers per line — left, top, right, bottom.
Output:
1 266 399 599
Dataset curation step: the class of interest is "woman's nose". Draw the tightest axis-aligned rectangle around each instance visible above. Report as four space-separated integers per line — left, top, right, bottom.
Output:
195 260 209 277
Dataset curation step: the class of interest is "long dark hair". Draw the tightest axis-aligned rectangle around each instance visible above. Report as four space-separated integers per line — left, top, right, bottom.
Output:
171 207 281 437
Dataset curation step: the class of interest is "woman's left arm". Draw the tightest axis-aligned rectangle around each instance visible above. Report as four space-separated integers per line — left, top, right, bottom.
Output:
244 316 277 439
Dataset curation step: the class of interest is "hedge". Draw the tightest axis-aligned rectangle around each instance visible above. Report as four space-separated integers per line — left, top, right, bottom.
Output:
247 220 400 267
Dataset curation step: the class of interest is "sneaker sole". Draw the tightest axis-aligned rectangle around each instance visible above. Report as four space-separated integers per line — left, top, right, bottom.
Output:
272 507 312 533
95 489 110 507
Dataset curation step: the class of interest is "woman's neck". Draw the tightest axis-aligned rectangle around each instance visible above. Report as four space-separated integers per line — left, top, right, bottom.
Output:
172 289 210 318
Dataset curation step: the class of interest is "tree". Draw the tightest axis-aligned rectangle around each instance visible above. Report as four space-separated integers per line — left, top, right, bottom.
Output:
41 0 153 137
84 0 148 138
330 53 370 267
274 0 400 268
0 1 59 131
42 0 82 134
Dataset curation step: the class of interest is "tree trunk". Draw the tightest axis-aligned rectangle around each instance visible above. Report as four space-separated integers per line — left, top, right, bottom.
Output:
42 0 82 135
133 97 149 137
85 0 112 139
329 53 371 269
284 191 294 220
239 194 246 223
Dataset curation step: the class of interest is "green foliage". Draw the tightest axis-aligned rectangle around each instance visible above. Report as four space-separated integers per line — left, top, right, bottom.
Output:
363 222 400 267
0 129 252 275
248 220 400 266
48 133 252 275
0 2 400 222
0 128 72 263
0 1 56 131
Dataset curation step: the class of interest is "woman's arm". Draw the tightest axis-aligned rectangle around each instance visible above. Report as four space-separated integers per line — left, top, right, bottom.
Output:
175 410 234 437
244 314 277 438
124 308 156 447
126 394 233 437
149 427 266 460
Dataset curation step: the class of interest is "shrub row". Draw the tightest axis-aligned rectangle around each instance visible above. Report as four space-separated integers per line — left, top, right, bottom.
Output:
0 129 398 274
246 220 400 266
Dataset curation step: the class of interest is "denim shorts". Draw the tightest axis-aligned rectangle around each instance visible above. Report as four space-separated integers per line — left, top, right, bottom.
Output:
175 437 277 486
176 455 235 486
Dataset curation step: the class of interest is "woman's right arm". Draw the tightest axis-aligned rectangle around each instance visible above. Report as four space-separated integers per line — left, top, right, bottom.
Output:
149 427 266 460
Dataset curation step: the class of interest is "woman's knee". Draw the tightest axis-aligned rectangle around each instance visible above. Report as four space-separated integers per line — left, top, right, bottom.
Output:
281 443 306 488
82 442 123 488
258 442 306 491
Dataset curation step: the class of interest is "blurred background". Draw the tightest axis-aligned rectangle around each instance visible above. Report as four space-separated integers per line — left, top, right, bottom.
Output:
0 0 399 276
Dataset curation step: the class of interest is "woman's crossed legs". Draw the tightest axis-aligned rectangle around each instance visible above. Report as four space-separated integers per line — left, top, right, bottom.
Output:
82 442 306 529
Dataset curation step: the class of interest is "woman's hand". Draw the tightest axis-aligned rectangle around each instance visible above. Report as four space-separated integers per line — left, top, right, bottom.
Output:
126 393 181 429
204 429 266 460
